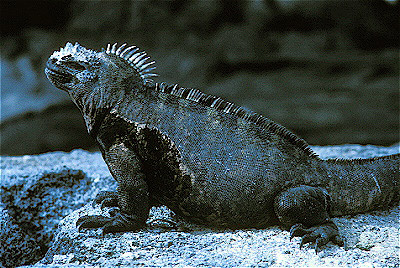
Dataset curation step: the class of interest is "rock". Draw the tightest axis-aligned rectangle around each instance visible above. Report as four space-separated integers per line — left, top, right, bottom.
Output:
0 150 116 267
0 205 42 268
1 145 398 267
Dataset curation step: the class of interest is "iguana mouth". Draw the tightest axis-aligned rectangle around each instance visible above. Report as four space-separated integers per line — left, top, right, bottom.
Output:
45 67 73 84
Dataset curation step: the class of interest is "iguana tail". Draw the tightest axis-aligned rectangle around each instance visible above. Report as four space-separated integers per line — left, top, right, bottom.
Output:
321 153 399 216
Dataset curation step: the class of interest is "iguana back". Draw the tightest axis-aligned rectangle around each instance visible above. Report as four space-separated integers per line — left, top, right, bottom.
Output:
111 81 319 226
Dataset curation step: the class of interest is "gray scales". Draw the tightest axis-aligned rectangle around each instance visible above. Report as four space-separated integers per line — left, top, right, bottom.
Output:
45 42 399 252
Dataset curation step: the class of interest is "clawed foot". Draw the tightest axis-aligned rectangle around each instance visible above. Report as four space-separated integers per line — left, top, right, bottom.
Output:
76 210 144 234
78 191 144 234
290 223 344 253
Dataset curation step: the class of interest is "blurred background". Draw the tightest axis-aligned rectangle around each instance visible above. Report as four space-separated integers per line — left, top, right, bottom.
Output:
1 0 399 156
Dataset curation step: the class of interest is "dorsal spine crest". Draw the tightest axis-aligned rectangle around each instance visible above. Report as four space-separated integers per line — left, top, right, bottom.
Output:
105 43 157 84
154 82 318 158
102 43 317 158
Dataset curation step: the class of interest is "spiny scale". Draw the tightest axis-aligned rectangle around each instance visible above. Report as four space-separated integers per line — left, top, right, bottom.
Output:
154 82 318 158
105 43 157 83
106 43 316 158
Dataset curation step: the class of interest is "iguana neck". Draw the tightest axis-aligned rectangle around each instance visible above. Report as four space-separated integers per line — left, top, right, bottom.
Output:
72 85 129 136
317 154 399 216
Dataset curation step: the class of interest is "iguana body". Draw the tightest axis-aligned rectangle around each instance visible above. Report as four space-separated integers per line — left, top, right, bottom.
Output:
45 42 399 251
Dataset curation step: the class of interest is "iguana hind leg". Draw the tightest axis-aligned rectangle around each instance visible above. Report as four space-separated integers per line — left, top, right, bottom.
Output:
274 185 343 252
77 142 150 234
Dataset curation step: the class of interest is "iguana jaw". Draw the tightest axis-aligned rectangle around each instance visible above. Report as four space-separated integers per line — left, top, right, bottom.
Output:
45 64 74 91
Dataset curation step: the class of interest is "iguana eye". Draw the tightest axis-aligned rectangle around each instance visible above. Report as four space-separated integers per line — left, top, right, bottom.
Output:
64 61 86 71
61 55 72 60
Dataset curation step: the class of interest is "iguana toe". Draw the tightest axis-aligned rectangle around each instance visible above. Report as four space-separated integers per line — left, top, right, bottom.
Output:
108 207 120 217
299 233 315 248
77 212 145 234
100 197 119 209
332 235 344 247
76 215 112 230
289 223 307 240
104 212 145 234
289 222 343 252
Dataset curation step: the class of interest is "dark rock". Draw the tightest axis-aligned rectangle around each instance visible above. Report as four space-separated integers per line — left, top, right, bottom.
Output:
0 151 116 267
0 206 42 268
0 1 71 37
0 169 89 266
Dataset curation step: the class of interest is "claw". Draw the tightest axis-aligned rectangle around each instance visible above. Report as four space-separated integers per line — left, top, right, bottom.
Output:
289 222 342 251
299 234 311 249
299 239 304 249
290 223 306 240
109 207 120 217
148 218 178 229
102 213 144 234
76 215 112 230
102 218 127 234
76 215 90 226
315 236 328 254
76 212 145 234
333 235 344 247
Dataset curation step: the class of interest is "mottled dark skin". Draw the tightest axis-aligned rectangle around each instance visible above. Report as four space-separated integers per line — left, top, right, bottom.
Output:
45 42 399 252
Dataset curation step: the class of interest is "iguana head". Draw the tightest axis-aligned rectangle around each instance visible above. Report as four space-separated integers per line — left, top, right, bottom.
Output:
45 42 156 112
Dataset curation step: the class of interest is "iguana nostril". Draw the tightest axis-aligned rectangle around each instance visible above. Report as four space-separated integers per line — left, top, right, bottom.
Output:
47 58 58 69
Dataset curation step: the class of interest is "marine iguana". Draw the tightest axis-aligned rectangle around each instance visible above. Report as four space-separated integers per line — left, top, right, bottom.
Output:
45 42 399 251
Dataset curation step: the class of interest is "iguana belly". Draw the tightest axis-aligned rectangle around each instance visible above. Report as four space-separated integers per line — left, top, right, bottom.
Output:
128 116 304 228
173 178 280 228
128 121 283 228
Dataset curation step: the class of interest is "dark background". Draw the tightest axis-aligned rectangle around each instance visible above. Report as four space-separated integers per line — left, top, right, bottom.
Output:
1 0 399 155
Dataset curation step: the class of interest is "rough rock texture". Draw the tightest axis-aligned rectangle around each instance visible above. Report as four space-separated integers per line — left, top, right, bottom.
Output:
0 151 115 268
1 145 398 267
0 205 42 268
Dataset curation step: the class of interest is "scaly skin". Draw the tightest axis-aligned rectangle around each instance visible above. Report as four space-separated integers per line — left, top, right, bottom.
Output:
45 42 399 252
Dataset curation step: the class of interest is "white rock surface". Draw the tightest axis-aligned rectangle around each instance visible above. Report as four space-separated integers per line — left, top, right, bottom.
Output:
1 145 398 267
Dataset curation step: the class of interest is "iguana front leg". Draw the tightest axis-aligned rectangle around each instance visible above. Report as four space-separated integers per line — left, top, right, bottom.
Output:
274 185 344 252
77 142 150 234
